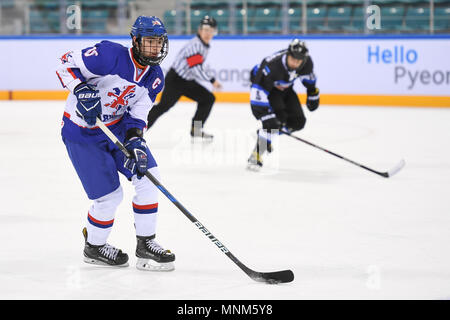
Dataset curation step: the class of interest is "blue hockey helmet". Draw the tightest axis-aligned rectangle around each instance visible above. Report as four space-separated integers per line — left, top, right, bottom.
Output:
130 16 168 66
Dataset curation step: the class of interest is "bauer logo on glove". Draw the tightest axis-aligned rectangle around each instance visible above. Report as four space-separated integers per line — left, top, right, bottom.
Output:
74 83 102 126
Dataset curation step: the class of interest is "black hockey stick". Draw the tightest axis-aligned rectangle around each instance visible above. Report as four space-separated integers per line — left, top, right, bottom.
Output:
280 130 405 178
96 118 294 284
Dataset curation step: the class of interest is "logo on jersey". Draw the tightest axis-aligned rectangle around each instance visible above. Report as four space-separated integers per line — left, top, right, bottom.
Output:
104 85 136 111
60 51 73 64
288 70 298 82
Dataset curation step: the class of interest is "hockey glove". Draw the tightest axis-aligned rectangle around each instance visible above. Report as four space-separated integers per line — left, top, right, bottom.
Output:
280 123 292 134
74 83 102 126
306 88 320 112
124 136 148 179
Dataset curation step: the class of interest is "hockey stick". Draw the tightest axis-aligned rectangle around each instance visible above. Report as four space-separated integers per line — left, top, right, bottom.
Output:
280 130 405 178
96 118 294 284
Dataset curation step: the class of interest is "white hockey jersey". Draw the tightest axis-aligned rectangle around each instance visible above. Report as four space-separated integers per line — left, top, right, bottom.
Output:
56 40 164 143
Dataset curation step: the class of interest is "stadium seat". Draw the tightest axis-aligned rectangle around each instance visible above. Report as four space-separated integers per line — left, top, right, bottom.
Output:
33 0 58 9
306 6 327 32
248 7 281 33
190 9 210 31
83 10 108 33
288 7 303 33
343 5 364 32
324 6 352 31
302 0 360 4
381 6 405 31
433 6 450 31
163 10 185 33
78 0 118 9
191 0 228 7
29 9 59 34
83 10 109 19
247 0 280 5
403 5 430 31
236 8 256 33
211 8 230 34
373 0 425 3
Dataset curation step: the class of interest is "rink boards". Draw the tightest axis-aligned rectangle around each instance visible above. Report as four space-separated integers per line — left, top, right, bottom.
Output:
1 35 449 107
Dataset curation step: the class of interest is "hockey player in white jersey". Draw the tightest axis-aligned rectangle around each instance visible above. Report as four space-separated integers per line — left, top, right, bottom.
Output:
56 16 175 271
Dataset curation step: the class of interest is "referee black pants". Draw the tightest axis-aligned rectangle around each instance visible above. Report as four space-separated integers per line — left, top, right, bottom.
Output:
147 68 215 129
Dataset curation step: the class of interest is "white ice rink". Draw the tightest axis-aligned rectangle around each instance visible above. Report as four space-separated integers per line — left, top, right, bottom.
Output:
1 100 449 300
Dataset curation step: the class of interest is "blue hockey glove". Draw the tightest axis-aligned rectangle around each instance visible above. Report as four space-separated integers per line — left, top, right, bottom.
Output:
74 83 102 126
124 136 148 179
306 87 320 112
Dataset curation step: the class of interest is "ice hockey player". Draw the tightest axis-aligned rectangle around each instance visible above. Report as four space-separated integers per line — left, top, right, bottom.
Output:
56 16 175 271
247 39 320 170
146 15 222 142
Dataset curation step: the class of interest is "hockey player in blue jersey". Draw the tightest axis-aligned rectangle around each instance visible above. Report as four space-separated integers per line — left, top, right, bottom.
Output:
56 16 175 271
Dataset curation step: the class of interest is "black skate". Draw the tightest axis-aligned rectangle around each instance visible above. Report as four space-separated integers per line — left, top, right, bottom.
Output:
190 125 214 143
136 235 175 271
247 133 272 171
82 227 129 267
247 150 263 171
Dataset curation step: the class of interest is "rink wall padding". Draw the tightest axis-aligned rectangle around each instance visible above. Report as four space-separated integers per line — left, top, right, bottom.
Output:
1 90 449 107
1 35 449 107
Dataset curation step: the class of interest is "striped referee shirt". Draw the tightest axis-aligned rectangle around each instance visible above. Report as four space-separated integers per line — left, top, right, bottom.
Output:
171 34 215 83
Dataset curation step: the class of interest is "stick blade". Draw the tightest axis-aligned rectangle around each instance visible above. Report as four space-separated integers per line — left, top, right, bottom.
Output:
387 159 406 177
249 269 294 284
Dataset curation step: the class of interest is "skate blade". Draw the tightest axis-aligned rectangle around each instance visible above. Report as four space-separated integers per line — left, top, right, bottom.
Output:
191 136 213 144
136 258 175 272
83 256 129 268
246 163 262 172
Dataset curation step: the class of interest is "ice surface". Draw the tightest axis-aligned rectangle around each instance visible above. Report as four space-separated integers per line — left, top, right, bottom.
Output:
0 101 449 299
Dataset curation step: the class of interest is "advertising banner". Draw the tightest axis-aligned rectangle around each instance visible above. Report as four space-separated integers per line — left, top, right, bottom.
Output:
0 35 449 106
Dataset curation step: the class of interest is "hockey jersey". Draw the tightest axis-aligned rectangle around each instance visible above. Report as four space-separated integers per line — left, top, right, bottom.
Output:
250 49 317 93
56 40 164 143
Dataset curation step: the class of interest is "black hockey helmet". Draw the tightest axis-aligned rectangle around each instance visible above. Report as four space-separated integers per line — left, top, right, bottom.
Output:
287 39 309 60
199 15 217 29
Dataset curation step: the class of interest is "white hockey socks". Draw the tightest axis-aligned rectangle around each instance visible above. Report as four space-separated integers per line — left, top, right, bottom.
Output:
85 186 123 245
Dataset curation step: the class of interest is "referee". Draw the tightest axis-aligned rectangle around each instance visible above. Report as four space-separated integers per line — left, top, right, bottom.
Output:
147 16 222 141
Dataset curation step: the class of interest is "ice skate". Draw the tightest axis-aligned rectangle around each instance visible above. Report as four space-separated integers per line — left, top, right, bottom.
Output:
136 235 175 271
190 124 214 143
247 150 263 171
246 137 272 171
82 228 129 267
